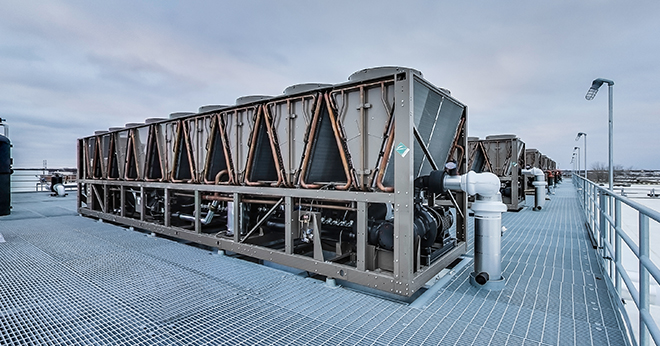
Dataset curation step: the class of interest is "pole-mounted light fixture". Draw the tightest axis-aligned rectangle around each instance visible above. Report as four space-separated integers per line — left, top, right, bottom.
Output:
575 132 587 179
585 78 613 100
585 78 614 190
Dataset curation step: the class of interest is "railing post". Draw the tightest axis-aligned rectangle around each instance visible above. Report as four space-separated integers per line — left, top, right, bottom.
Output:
588 182 593 234
583 178 587 218
593 185 598 236
588 182 592 232
640 213 650 346
609 195 615 276
582 179 588 206
599 192 606 257
614 199 621 295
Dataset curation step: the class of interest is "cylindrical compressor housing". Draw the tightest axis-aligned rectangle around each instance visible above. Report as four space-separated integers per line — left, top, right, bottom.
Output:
0 134 12 216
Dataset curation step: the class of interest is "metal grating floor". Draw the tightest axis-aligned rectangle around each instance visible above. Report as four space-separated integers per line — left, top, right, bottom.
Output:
0 184 628 345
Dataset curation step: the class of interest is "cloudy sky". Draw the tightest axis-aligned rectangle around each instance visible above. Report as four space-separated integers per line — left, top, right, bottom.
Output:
1 1 658 170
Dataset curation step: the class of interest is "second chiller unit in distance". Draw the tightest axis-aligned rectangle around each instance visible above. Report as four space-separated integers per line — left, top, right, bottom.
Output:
468 135 526 211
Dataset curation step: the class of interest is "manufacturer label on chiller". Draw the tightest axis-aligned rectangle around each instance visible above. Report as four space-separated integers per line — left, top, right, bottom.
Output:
395 143 410 157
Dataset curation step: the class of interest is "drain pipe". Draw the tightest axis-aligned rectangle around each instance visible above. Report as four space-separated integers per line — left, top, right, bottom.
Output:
428 169 507 290
175 200 220 225
522 168 546 211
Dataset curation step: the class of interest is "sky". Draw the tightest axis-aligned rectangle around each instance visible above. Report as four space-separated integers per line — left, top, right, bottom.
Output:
0 1 659 170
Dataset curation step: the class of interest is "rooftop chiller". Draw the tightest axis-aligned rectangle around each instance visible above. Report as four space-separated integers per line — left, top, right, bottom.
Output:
468 135 526 211
525 149 557 191
77 67 470 297
525 149 541 170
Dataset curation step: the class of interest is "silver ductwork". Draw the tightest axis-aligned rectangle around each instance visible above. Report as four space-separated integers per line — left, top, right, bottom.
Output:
425 169 507 290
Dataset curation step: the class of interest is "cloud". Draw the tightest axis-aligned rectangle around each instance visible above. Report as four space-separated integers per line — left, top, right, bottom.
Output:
1 0 659 170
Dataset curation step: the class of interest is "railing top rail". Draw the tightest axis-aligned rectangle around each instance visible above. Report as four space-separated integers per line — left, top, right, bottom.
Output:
575 174 660 224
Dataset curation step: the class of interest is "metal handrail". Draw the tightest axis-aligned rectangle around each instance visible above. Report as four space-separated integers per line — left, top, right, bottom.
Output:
10 169 78 192
574 174 660 346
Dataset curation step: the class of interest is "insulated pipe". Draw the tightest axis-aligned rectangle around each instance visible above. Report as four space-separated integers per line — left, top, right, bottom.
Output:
522 168 546 211
429 170 507 290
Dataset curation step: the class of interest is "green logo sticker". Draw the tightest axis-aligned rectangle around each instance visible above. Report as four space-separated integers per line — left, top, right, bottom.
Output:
395 143 409 157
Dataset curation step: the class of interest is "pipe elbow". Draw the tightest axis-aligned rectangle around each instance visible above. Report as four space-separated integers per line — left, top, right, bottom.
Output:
53 183 66 197
464 171 500 197
444 171 500 197
522 167 544 178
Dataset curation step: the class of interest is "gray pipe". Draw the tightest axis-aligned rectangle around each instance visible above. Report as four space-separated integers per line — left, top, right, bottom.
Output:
176 200 220 225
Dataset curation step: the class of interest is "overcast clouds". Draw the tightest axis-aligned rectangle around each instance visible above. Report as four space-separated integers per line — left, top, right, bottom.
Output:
1 1 659 170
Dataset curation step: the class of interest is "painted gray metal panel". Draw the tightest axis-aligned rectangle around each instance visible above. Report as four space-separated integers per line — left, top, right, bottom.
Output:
225 106 257 182
268 94 316 184
331 81 394 189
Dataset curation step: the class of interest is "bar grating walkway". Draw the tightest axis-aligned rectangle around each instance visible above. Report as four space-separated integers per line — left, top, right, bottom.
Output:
0 183 628 345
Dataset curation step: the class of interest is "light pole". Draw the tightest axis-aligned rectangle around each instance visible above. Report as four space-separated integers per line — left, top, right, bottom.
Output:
571 155 575 175
585 78 614 191
574 147 580 175
576 132 587 180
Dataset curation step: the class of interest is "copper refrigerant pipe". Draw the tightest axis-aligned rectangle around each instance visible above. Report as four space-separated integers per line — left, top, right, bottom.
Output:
214 170 229 185
171 120 196 183
298 203 356 211
217 113 235 184
201 195 232 202
144 125 165 182
243 106 263 186
299 93 324 189
106 135 118 180
324 93 353 190
448 116 466 164
203 116 234 185
123 130 139 181
263 107 285 187
244 106 284 187
376 123 395 193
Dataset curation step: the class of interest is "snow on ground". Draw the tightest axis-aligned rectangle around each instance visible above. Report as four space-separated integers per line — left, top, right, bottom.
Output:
607 185 660 343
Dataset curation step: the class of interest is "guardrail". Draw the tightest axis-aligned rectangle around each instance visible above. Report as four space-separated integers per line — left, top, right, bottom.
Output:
574 174 660 346
11 169 77 193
